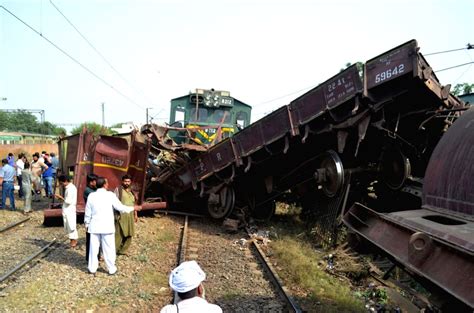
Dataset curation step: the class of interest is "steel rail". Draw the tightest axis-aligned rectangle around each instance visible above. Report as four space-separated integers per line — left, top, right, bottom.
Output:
0 238 57 283
0 217 31 233
173 215 189 304
246 228 302 313
158 210 204 218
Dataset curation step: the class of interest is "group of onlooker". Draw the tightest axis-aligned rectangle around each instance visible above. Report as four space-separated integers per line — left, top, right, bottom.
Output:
0 151 59 212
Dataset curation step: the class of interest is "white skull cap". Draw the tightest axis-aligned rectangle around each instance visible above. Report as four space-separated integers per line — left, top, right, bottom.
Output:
169 260 206 293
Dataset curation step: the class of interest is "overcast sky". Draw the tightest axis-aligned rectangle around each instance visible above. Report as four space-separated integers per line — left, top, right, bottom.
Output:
1 0 473 132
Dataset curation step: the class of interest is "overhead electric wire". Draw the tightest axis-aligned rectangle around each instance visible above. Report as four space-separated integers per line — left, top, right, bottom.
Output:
435 61 474 73
49 0 156 107
0 5 145 110
424 43 473 56
257 84 316 106
259 44 474 106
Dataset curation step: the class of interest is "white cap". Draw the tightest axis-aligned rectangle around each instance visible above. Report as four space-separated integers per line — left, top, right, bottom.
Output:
169 261 206 293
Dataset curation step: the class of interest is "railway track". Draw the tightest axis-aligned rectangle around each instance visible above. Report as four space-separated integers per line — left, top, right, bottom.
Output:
0 214 66 287
173 215 301 312
0 216 31 233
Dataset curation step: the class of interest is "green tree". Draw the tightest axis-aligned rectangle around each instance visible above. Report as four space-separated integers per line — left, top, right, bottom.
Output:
70 122 117 136
0 111 9 130
452 83 474 96
0 110 68 135
6 110 38 132
341 62 364 77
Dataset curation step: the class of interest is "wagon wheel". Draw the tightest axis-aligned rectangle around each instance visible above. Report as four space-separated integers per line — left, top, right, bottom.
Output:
320 150 344 198
207 186 235 219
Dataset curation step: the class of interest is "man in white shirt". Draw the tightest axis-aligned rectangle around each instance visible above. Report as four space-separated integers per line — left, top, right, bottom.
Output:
55 175 78 248
16 153 25 199
84 177 141 275
160 261 222 313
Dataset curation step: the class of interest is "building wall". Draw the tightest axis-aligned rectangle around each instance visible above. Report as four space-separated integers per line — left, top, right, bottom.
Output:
0 144 58 160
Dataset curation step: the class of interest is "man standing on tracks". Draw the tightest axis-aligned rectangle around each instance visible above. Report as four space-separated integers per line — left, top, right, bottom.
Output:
0 158 16 211
84 177 141 275
113 174 138 256
31 152 47 201
16 153 26 199
160 261 222 313
83 173 98 262
55 175 78 248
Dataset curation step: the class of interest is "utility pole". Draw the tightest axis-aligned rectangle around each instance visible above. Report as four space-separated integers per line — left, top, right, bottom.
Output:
102 102 105 126
146 107 152 124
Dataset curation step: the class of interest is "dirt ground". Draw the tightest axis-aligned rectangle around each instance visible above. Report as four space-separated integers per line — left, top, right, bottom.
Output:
0 196 182 312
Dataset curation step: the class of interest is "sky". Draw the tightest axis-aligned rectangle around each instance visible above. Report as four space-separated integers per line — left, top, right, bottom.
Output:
0 0 473 133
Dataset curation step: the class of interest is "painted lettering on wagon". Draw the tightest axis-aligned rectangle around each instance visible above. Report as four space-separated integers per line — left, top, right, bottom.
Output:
101 156 125 167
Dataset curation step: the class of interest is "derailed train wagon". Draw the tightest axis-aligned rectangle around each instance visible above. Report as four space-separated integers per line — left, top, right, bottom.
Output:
145 40 472 308
43 130 166 224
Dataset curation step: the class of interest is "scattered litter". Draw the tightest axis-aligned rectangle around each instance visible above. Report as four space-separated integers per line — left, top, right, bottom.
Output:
249 230 271 245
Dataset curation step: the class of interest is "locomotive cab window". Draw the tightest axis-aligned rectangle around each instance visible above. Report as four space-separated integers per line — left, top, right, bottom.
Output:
189 108 208 123
236 111 248 129
213 110 232 124
173 107 185 127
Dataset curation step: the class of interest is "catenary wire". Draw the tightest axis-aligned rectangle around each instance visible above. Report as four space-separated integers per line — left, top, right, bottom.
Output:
0 5 145 111
49 0 156 108
435 61 474 73
424 44 473 56
258 49 474 106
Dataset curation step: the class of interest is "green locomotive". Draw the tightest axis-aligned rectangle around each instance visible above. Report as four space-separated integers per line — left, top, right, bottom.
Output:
169 89 252 146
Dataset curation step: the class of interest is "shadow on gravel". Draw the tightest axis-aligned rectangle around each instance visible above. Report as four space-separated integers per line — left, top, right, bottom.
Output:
24 237 89 273
214 295 297 313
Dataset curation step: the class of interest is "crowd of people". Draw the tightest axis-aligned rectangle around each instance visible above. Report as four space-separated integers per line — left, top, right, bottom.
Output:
0 151 59 212
1 151 221 310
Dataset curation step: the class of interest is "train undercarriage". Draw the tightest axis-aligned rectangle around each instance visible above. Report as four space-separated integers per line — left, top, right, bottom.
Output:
143 40 473 309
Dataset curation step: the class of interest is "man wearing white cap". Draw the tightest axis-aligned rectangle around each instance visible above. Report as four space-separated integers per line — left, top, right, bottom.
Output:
160 260 222 313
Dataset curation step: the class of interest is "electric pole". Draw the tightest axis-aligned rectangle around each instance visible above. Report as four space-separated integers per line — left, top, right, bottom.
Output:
146 107 152 124
102 102 105 126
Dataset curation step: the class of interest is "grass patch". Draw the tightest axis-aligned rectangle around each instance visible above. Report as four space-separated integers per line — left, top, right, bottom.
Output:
221 290 244 301
156 229 175 243
140 269 168 286
271 237 365 313
138 291 153 301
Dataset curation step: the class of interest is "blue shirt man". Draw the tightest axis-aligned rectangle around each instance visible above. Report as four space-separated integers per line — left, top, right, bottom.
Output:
50 152 59 178
0 158 16 210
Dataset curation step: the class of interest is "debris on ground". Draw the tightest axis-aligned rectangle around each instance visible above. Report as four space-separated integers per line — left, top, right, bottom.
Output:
222 218 239 233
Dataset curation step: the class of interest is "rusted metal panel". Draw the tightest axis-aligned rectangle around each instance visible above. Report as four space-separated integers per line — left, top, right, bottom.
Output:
92 136 130 191
208 139 236 173
128 139 149 205
423 107 474 218
233 122 264 157
365 40 418 90
192 154 213 181
141 202 167 210
324 65 362 108
289 83 326 125
289 65 362 125
260 106 292 144
344 203 474 307
60 132 95 211
323 65 363 121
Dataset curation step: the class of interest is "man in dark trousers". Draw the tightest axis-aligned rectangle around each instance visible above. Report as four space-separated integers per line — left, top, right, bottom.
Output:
114 174 138 256
83 173 98 261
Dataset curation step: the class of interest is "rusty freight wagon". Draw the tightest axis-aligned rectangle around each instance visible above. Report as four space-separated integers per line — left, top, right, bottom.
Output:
145 40 472 309
43 130 166 224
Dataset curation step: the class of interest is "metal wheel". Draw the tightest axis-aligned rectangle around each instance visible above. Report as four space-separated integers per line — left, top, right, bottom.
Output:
320 150 344 198
207 185 235 219
380 147 411 190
